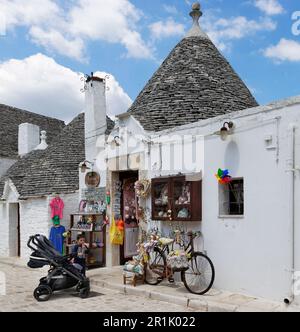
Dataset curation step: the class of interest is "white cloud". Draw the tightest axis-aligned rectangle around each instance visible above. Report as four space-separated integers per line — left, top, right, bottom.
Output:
0 0 60 28
29 27 86 62
0 0 153 61
149 18 185 40
254 0 284 16
68 0 153 60
0 54 132 122
202 13 277 51
264 38 300 62
163 5 178 15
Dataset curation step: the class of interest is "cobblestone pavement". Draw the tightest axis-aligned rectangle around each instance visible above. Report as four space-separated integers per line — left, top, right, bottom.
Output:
0 262 197 312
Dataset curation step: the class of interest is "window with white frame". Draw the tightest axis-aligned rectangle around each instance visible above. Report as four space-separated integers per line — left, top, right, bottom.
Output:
219 178 244 216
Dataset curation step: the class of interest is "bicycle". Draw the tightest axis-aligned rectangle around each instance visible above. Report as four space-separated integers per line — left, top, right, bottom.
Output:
144 231 215 295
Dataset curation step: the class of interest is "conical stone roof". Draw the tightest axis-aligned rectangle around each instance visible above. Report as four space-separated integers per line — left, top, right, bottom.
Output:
128 2 258 132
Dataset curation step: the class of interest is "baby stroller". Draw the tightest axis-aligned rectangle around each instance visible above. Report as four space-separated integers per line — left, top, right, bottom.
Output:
27 234 90 302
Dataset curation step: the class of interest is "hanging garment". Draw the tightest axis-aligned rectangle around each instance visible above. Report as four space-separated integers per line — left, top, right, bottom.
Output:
124 227 139 258
49 225 66 254
50 197 64 220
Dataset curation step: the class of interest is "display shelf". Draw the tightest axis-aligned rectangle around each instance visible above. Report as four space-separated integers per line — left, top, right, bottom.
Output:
151 175 202 222
67 213 106 269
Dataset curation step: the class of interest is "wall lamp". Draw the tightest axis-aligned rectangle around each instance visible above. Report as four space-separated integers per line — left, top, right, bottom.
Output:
80 160 94 173
220 122 234 141
113 136 121 147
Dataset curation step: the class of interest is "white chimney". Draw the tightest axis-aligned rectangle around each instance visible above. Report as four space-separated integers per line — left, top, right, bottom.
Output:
35 131 48 151
18 123 40 156
85 75 107 161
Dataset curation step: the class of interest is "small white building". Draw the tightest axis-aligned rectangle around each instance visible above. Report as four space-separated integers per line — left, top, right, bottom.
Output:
79 3 300 305
0 113 82 258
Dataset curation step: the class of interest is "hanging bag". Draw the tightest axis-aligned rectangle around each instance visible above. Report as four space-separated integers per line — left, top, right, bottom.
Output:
109 215 124 245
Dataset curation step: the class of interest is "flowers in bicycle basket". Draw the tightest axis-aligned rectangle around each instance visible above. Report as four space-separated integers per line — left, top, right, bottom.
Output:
167 250 190 272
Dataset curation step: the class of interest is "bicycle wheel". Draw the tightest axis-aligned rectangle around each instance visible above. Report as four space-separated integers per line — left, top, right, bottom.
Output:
182 252 215 295
145 247 166 285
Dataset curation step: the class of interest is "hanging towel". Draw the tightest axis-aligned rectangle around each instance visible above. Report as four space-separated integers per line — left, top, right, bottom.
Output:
124 228 139 258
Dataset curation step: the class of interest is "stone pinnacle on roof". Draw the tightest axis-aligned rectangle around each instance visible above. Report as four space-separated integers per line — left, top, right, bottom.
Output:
185 2 208 39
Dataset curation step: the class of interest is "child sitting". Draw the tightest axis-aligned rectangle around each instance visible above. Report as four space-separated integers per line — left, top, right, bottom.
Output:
71 234 89 276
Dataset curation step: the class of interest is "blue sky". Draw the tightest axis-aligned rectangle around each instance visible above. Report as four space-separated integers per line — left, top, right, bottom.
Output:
0 0 299 122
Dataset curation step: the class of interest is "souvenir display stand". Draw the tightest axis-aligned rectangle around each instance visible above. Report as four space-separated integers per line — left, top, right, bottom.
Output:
67 213 106 269
151 175 202 222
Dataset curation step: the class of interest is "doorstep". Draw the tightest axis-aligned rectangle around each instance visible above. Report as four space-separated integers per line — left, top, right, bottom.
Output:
89 266 300 313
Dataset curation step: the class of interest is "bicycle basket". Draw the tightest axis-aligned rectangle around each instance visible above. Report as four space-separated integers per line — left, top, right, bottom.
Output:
167 251 189 272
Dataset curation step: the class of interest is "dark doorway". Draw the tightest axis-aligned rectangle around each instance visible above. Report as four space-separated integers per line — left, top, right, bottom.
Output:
8 203 20 257
119 171 139 265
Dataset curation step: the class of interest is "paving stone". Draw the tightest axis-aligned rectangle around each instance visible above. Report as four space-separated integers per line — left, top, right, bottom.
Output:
0 261 196 312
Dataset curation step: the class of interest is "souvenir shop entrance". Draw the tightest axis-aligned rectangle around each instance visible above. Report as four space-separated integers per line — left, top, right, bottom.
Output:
118 171 139 265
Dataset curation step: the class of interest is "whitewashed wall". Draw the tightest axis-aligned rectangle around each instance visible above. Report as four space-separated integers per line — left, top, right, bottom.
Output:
153 97 300 303
0 158 16 177
19 197 48 258
20 192 79 258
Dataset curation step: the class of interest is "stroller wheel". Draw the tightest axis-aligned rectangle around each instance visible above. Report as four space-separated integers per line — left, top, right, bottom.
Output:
34 285 52 302
79 287 90 299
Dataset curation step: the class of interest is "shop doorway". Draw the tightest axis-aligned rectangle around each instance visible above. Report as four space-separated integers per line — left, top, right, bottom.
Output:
119 171 139 265
8 203 20 257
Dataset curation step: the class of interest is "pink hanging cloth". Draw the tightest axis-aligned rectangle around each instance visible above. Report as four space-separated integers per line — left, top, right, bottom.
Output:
50 197 65 220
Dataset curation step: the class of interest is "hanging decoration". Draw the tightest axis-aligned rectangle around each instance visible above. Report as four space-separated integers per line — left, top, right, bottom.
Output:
109 215 124 245
85 171 101 188
134 180 151 198
106 190 111 206
215 169 232 185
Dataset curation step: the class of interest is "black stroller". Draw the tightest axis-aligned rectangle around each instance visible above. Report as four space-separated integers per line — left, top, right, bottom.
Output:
27 234 90 302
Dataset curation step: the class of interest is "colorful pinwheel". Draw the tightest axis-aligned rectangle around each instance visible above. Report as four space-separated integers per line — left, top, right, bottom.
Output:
215 169 232 185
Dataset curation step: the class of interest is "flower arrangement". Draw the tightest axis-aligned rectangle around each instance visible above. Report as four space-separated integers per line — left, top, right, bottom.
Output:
134 179 151 198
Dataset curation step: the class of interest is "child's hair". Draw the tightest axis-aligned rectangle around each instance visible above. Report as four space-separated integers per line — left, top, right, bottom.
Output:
77 234 85 241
